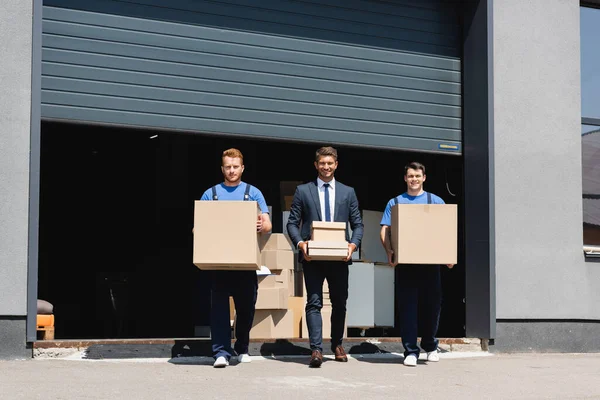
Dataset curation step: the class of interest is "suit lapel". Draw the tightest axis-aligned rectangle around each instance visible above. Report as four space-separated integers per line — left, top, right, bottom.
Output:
333 183 343 221
309 181 322 221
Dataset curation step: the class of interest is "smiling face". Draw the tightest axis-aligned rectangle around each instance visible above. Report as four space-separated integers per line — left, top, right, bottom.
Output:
314 155 338 182
221 156 244 185
404 167 426 195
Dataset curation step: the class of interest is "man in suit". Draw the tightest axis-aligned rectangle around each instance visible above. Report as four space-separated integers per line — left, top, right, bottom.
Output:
287 146 364 368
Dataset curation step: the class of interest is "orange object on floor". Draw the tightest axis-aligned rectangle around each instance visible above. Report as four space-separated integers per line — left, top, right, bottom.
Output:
37 314 55 340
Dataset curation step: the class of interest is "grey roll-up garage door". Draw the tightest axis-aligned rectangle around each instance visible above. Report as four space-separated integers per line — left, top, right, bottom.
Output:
41 0 462 154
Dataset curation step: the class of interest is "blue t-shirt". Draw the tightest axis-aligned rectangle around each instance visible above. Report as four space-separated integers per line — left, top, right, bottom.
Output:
200 182 269 214
380 191 445 226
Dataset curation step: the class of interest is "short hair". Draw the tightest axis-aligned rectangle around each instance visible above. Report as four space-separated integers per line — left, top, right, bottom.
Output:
222 148 244 165
315 146 338 162
404 162 426 176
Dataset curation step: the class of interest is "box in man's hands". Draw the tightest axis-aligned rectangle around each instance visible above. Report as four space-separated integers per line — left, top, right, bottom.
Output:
390 204 457 265
193 201 262 270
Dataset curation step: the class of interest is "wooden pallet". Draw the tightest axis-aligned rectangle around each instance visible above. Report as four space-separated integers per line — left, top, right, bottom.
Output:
37 314 55 340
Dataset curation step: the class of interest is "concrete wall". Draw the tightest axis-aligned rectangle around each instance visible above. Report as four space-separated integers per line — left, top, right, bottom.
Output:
0 1 33 358
0 1 33 315
493 0 600 319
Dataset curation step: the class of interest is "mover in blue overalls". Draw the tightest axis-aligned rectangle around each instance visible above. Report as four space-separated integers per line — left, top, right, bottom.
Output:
379 162 455 367
199 148 272 368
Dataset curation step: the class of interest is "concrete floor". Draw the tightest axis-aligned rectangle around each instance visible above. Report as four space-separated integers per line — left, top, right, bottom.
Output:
2 352 599 399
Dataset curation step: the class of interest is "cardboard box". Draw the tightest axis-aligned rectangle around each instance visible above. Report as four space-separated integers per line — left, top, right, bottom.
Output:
391 204 457 265
288 296 305 338
255 287 289 310
258 268 293 289
259 233 294 252
307 240 348 261
250 309 294 339
193 201 261 270
311 221 346 242
261 250 295 271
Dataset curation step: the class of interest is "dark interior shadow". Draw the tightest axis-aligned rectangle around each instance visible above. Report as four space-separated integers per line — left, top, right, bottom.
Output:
255 340 312 366
170 340 213 358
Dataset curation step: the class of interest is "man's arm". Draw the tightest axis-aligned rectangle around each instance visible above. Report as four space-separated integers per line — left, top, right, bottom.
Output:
252 187 272 234
286 187 311 261
379 200 395 266
345 188 363 261
347 188 364 246
257 213 272 233
286 187 303 246
380 225 394 266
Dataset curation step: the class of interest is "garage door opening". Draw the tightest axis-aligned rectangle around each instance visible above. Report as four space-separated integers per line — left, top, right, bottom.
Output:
37 121 464 340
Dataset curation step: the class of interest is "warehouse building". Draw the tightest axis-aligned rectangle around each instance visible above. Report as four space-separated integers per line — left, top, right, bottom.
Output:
1 0 599 358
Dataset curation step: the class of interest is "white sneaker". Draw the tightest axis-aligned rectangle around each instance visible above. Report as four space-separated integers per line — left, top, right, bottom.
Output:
427 351 440 362
403 354 418 367
237 353 252 363
213 356 229 368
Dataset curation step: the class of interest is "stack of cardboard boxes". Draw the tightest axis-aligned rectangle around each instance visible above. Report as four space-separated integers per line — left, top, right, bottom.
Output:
250 233 304 339
307 221 349 260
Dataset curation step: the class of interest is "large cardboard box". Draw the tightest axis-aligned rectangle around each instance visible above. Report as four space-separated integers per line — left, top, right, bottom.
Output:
255 287 289 310
391 204 457 265
307 240 348 261
261 250 295 270
250 309 294 339
311 221 346 242
193 201 261 270
258 268 293 289
260 233 294 252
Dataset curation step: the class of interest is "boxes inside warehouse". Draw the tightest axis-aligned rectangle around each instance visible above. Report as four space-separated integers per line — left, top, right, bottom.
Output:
37 122 464 340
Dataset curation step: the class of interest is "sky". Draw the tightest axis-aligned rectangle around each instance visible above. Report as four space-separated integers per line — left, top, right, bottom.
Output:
581 6 600 121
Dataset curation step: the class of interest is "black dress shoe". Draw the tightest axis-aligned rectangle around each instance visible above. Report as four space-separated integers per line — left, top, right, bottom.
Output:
309 350 323 368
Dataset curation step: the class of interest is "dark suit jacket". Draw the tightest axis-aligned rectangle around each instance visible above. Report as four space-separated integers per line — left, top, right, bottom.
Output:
286 180 364 263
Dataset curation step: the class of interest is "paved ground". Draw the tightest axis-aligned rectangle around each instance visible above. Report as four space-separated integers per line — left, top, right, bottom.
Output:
1 352 600 399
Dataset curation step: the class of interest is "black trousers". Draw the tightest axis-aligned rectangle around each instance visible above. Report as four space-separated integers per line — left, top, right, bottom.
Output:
396 265 442 357
210 270 257 360
302 261 349 352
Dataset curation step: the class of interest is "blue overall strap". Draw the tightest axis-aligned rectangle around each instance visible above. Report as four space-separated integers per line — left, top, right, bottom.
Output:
394 196 399 205
211 185 218 201
244 183 252 201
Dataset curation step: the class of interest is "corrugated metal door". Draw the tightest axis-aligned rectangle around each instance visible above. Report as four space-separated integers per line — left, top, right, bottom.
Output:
41 0 462 154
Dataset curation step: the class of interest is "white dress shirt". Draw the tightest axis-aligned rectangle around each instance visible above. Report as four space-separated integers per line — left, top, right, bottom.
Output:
317 177 335 222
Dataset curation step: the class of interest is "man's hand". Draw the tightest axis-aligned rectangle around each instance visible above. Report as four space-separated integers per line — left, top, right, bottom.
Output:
446 264 455 269
387 249 395 267
345 243 357 262
256 216 263 232
299 241 311 262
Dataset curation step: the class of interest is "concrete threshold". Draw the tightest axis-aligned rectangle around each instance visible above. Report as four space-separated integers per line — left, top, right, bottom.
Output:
33 338 485 360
